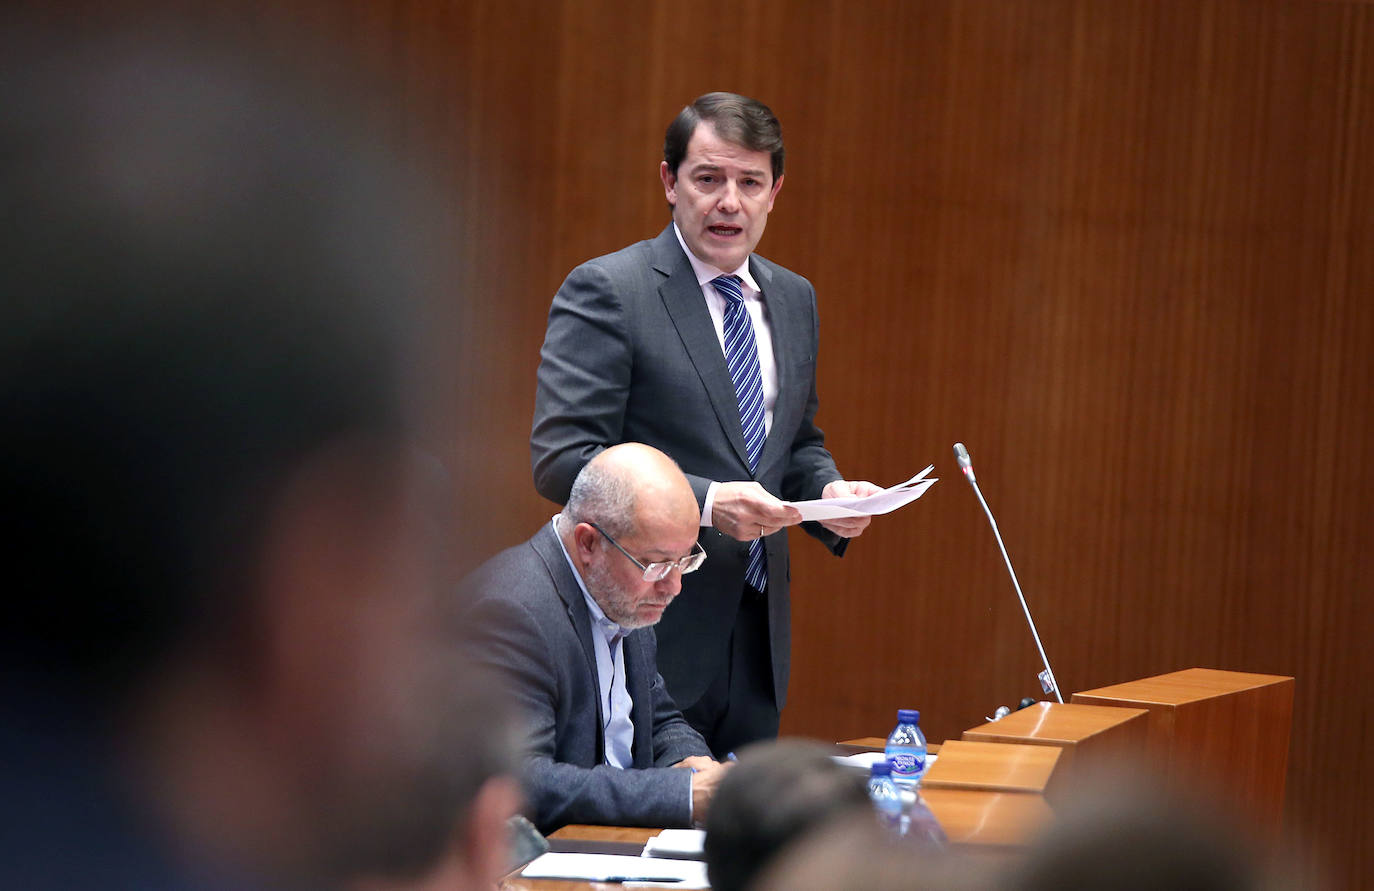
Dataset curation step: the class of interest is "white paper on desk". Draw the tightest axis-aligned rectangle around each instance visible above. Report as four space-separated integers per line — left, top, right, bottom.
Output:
787 465 937 521
831 751 938 771
520 852 709 887
641 828 706 859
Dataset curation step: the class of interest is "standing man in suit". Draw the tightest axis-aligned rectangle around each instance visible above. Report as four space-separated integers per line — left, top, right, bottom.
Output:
463 444 730 832
531 92 880 756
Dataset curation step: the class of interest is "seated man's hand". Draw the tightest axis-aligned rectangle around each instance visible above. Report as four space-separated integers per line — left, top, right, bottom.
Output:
711 481 802 541
673 755 719 773
687 760 734 826
818 479 883 538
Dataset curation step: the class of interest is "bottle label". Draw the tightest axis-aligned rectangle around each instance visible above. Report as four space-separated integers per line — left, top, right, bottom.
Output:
889 752 924 775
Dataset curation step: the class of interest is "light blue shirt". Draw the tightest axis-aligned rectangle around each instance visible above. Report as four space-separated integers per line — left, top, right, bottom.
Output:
551 516 635 769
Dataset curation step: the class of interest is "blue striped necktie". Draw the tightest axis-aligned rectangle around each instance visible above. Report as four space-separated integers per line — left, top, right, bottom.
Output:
712 274 768 592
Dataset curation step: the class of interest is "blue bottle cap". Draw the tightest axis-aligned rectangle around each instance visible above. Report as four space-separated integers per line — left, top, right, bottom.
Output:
897 709 920 725
869 761 892 777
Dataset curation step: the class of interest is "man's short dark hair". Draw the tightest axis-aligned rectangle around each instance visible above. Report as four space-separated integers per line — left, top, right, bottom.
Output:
704 739 871 891
663 91 785 181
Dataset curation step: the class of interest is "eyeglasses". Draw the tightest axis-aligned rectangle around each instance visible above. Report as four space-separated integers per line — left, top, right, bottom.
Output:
589 521 707 582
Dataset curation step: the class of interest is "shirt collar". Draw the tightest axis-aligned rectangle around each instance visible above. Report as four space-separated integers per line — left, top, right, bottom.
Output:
551 515 625 639
672 222 761 294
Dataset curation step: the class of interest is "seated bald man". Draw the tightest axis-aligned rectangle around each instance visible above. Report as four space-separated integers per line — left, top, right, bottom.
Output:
461 444 730 832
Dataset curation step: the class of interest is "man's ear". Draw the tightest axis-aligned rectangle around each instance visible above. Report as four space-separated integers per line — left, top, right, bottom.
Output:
659 160 678 207
571 522 600 565
766 172 784 212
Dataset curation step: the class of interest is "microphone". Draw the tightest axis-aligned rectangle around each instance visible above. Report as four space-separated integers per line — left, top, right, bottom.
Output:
954 442 975 482
953 443 1063 703
987 697 1042 722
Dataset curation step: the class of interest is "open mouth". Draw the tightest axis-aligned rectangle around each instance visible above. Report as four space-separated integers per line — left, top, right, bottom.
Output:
707 224 742 237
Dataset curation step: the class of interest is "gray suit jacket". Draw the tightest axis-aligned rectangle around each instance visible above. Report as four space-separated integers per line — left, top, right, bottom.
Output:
460 523 712 833
531 225 845 709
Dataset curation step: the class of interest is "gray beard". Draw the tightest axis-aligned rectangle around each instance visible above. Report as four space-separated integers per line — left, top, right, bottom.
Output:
582 560 655 631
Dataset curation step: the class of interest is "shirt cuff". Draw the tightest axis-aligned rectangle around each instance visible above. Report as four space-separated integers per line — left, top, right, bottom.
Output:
701 481 720 527
688 772 696 826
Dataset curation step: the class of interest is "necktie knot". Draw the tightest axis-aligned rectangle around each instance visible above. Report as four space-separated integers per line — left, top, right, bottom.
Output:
711 274 745 305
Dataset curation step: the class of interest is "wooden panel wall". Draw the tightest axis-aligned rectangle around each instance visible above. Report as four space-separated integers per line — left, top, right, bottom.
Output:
80 0 1374 883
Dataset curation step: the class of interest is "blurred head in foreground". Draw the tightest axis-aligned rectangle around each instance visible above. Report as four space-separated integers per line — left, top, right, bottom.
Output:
750 814 989 891
702 739 872 891
1006 781 1277 891
0 23 514 891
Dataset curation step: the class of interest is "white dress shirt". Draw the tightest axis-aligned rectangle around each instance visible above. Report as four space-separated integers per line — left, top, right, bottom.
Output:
551 516 634 769
672 224 777 527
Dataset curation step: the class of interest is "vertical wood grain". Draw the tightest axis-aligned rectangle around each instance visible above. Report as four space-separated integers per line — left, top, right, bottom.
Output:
60 0 1374 883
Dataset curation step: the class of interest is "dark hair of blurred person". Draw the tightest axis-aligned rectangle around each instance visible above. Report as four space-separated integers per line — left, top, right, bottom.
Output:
749 814 991 891
702 739 872 891
1006 782 1276 891
0 21 516 891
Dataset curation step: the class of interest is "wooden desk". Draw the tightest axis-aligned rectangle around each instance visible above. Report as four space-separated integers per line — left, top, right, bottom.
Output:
1072 667 1294 835
962 701 1149 775
921 739 1061 796
920 787 1052 849
502 740 1041 887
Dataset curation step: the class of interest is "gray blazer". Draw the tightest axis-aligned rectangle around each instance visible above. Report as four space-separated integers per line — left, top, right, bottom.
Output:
460 523 712 833
531 225 846 710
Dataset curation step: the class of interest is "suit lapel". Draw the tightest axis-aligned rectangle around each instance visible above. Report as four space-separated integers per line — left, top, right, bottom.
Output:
652 226 755 474
622 633 654 768
531 524 606 759
753 256 801 477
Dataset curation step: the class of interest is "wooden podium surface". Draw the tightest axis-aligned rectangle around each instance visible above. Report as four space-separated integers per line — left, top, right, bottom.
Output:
919 787 1052 848
962 701 1149 772
921 739 1061 795
1071 667 1294 834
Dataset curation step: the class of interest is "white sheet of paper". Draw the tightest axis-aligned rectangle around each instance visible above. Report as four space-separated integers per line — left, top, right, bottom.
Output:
520 852 709 887
787 465 937 521
831 751 938 771
641 828 706 858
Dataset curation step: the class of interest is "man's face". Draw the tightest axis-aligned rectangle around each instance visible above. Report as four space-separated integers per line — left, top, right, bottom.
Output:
660 121 784 275
585 509 699 631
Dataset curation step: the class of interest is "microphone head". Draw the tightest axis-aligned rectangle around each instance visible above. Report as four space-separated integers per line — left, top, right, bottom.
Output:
953 442 975 482
993 705 1012 720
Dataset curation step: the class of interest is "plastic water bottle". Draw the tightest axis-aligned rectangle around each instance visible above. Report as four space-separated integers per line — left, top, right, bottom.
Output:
885 708 927 785
867 761 903 832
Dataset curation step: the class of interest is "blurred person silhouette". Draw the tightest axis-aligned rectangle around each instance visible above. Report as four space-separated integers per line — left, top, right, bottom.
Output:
750 814 990 891
0 22 517 891
1006 780 1281 891
702 739 872 891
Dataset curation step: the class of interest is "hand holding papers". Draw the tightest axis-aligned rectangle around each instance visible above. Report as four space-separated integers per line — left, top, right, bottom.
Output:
788 465 937 522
